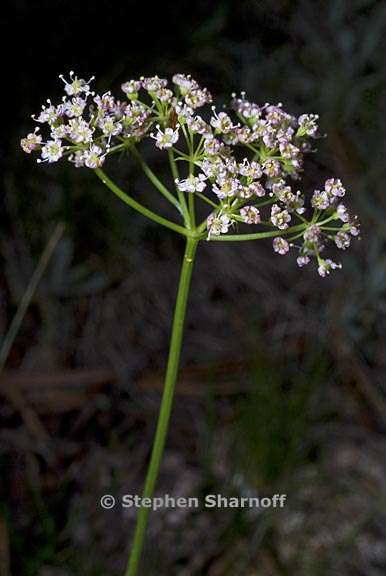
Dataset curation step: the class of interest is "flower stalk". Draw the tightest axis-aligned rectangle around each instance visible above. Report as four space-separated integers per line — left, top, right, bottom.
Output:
125 237 198 576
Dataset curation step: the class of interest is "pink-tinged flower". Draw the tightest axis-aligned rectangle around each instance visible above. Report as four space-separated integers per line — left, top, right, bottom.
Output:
273 237 289 255
271 204 291 230
325 178 345 198
297 113 319 136
317 258 342 277
83 145 105 169
151 125 179 149
20 130 42 153
59 71 94 96
240 206 261 224
207 213 232 237
297 255 310 267
38 140 64 163
176 174 207 193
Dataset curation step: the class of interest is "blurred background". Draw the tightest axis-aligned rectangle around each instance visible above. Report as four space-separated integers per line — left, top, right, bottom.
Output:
1 0 386 574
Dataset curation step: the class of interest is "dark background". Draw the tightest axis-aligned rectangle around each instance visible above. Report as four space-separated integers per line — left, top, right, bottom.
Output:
1 1 386 574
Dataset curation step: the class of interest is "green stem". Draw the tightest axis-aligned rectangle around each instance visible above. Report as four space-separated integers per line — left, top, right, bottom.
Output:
129 145 183 214
168 149 190 227
125 237 198 576
210 223 307 241
94 169 188 237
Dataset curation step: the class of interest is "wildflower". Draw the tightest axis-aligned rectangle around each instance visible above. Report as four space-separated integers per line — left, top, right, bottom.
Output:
67 118 94 143
64 97 87 118
186 115 211 137
83 145 105 169
207 213 231 237
203 138 222 156
151 125 179 149
98 116 123 138
348 217 360 237
141 76 168 92
297 114 319 137
176 174 207 193
238 159 262 180
312 189 330 210
213 176 239 199
35 102 60 124
304 225 321 244
210 109 235 134
271 204 291 229
39 139 64 163
121 80 141 95
335 231 351 249
297 255 310 267
50 124 68 139
263 159 282 178
240 206 261 224
273 237 290 255
318 258 342 277
94 92 116 113
155 88 173 102
185 88 212 109
20 130 42 153
336 203 349 222
248 182 266 197
172 74 198 95
279 141 300 160
325 178 345 198
59 71 94 96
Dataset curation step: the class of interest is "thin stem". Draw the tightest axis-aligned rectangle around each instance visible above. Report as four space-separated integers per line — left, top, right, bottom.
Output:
94 169 188 237
0 222 65 374
130 145 183 215
125 237 199 576
210 223 307 241
168 149 190 227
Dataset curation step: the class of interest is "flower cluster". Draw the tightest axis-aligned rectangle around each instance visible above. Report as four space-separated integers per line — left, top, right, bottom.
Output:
21 72 360 276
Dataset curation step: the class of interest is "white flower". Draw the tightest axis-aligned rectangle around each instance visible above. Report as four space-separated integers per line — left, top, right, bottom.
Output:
297 114 319 136
240 206 261 224
273 237 289 255
238 159 262 180
176 174 207 193
172 74 198 94
83 145 105 169
185 88 212 109
312 189 330 210
68 118 94 143
141 76 168 92
20 130 42 153
35 102 59 124
64 97 87 118
121 80 141 94
271 204 291 229
207 213 231 237
325 178 345 198
210 109 236 134
98 117 122 137
213 176 239 199
336 203 349 222
297 255 310 267
39 140 64 163
59 71 94 96
318 258 342 277
151 125 179 149
335 231 351 250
